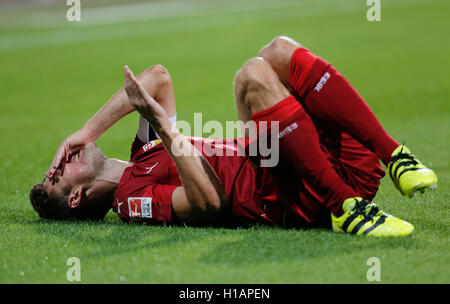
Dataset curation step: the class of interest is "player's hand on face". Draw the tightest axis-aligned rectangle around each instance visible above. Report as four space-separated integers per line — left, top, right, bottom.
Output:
46 129 91 179
123 65 168 129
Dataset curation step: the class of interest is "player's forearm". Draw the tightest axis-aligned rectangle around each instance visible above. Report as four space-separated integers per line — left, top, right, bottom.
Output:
157 123 227 215
82 88 135 142
83 65 176 142
122 65 225 217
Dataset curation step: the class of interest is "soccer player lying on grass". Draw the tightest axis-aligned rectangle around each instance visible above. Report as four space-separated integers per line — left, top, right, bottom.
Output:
30 36 438 237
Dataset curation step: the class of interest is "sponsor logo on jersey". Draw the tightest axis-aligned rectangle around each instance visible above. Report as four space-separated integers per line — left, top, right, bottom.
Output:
279 122 298 138
314 72 331 92
143 139 162 152
128 197 152 219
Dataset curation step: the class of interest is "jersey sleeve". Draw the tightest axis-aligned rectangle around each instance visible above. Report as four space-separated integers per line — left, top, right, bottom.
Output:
116 184 179 224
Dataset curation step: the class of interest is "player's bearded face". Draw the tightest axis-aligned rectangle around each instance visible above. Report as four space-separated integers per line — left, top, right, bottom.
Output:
45 143 106 197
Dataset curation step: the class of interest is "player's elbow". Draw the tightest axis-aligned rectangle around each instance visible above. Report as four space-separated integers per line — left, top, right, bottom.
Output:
140 64 172 88
258 36 298 59
173 186 227 221
196 194 224 216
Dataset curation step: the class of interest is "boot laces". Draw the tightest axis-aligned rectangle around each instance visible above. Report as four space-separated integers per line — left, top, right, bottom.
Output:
352 200 380 222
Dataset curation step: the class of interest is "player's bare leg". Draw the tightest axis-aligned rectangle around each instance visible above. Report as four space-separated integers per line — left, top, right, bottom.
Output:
234 57 289 121
259 36 437 197
258 36 399 164
234 57 357 216
233 57 414 236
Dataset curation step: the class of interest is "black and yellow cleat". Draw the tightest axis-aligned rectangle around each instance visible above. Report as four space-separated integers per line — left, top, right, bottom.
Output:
331 197 414 237
388 145 438 197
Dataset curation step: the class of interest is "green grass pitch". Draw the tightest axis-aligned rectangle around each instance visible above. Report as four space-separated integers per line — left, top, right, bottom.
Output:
0 0 449 283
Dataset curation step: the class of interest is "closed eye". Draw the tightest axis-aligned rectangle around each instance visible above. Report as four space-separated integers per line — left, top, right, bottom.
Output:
50 168 63 185
68 151 80 163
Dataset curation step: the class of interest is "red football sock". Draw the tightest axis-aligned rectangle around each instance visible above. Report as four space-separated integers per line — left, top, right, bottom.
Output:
289 47 399 166
251 95 358 215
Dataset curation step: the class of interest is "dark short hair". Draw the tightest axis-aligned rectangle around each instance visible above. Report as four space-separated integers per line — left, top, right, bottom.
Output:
29 181 110 221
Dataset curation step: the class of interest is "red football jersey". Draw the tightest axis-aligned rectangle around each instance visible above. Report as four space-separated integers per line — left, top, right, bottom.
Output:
112 136 318 227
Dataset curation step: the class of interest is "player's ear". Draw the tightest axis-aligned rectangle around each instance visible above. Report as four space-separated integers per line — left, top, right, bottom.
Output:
68 186 84 208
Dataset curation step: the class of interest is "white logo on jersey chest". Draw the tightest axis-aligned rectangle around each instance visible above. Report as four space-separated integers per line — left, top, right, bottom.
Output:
145 162 159 174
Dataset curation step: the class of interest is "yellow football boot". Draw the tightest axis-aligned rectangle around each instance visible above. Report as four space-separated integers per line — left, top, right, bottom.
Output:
388 145 438 197
331 197 414 237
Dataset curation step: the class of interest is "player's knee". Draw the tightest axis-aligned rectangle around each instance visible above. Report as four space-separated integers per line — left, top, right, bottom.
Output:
234 57 277 90
234 57 279 107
